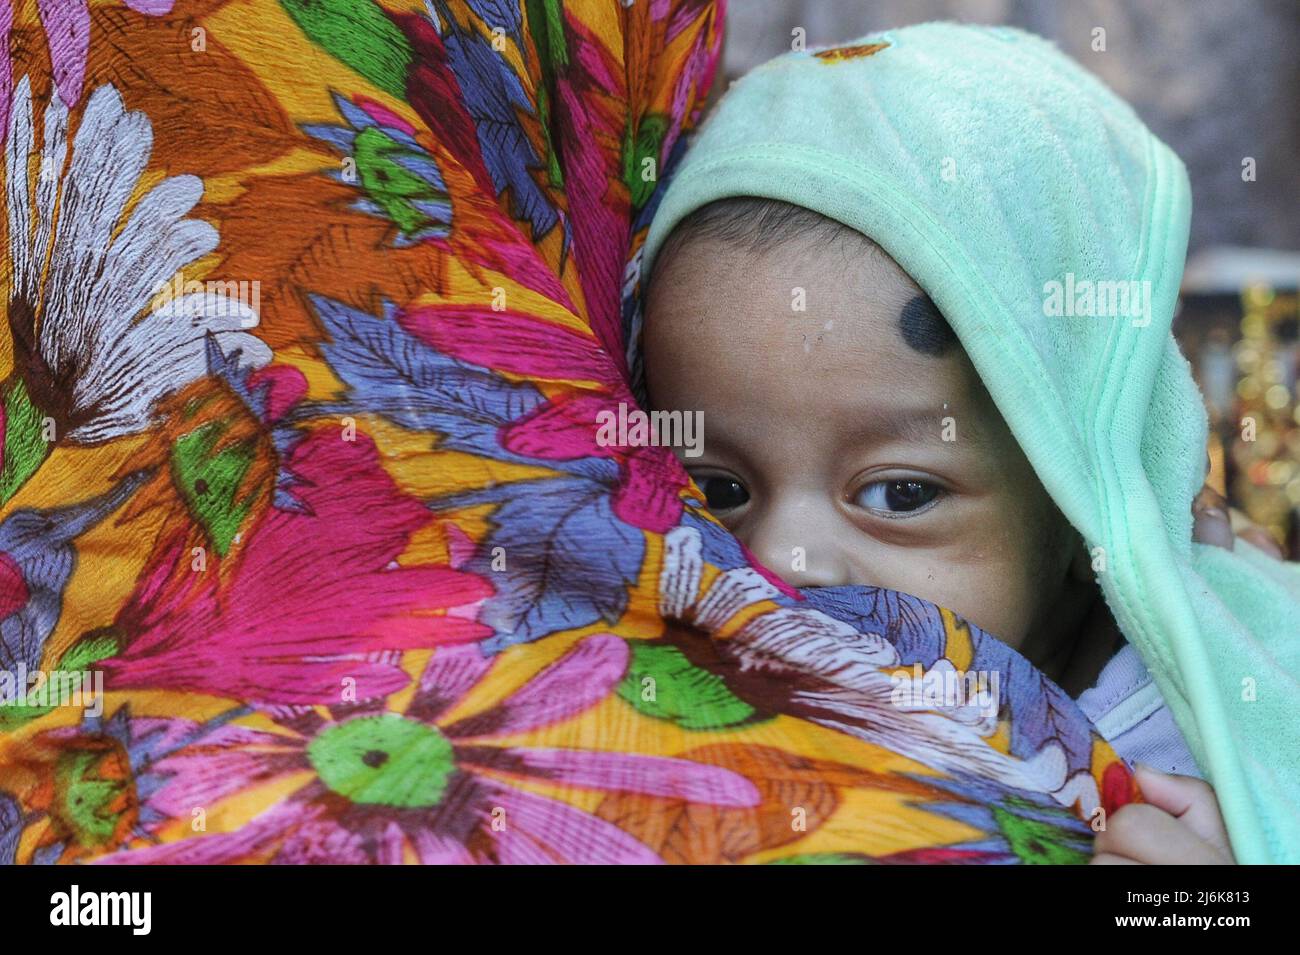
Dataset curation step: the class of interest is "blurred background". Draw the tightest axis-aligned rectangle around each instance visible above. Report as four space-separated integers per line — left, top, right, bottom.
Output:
720 0 1300 556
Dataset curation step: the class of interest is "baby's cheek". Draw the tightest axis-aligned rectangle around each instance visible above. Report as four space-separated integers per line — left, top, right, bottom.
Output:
936 562 1039 649
851 547 1037 649
947 499 1066 647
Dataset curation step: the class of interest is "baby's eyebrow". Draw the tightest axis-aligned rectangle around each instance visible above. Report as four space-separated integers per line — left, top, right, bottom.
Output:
859 408 988 450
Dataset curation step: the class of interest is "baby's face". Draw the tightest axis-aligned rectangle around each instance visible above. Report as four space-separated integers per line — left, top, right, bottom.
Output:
644 235 1079 653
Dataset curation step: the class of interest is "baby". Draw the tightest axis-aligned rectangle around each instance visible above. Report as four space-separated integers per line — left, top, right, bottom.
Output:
636 24 1281 864
643 197 1233 864
646 199 1104 689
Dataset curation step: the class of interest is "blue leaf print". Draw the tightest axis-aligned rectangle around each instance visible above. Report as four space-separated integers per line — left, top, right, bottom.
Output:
302 295 612 481
462 476 645 651
465 0 524 48
0 472 149 684
432 1 558 239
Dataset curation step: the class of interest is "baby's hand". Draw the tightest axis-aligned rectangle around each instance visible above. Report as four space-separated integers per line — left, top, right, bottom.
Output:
1091 764 1235 865
1192 484 1286 558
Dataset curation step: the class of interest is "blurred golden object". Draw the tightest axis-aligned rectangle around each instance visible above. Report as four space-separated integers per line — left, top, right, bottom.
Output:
1228 282 1299 556
1206 430 1227 497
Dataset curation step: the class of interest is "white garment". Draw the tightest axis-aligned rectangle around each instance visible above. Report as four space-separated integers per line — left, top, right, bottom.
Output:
1076 643 1202 778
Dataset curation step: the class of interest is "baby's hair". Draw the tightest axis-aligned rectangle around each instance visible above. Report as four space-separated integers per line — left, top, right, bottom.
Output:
653 196 851 259
650 196 956 357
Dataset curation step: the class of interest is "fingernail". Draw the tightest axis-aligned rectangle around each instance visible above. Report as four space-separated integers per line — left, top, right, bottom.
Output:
1196 485 1229 511
1192 505 1235 550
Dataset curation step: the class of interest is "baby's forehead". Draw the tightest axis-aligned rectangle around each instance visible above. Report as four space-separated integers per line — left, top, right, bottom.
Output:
653 202 958 362
739 235 961 362
645 237 1003 452
789 232 958 360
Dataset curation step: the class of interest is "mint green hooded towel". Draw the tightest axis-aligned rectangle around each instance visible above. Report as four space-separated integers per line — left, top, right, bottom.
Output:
640 22 1300 863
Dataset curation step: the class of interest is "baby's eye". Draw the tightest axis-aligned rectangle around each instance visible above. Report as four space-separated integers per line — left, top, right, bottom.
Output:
854 479 940 514
697 475 750 512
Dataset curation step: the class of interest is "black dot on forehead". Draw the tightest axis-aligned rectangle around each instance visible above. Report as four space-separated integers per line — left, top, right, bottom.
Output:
898 294 957 357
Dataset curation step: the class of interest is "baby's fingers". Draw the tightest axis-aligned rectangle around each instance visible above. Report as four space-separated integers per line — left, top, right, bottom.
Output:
1133 764 1234 859
1092 803 1224 864
1192 485 1235 550
1090 852 1141 865
1233 519 1286 559
1192 483 1285 558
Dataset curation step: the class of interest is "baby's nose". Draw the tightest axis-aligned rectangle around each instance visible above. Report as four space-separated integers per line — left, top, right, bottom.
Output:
742 502 851 590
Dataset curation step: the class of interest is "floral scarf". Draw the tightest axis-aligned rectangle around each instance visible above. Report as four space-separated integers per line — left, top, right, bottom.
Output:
0 0 1133 864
